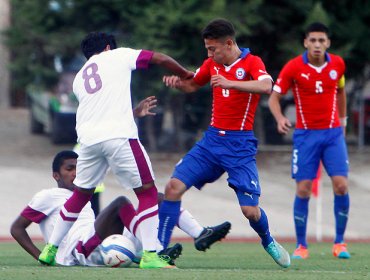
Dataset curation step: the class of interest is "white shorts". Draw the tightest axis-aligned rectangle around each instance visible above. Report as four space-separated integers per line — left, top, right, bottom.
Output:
56 220 101 266
57 227 143 266
74 138 155 190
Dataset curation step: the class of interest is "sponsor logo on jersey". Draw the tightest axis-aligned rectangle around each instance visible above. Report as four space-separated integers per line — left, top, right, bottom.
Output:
301 73 310 80
235 68 246 80
251 180 258 189
243 192 253 199
329 70 338 80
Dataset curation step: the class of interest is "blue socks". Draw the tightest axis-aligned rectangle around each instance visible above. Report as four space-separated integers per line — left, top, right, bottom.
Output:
294 196 309 247
334 193 350 243
158 200 181 249
249 208 273 248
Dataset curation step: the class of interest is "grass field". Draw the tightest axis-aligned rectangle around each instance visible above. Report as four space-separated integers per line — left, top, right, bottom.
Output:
0 241 369 280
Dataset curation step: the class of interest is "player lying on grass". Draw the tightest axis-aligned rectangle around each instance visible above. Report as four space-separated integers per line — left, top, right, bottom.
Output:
10 150 231 266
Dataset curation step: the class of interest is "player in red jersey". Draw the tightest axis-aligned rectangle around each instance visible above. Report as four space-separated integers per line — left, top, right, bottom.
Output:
158 18 290 268
269 22 350 259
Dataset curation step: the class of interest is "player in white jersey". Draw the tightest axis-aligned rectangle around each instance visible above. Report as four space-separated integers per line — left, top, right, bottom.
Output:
11 150 231 266
38 32 194 269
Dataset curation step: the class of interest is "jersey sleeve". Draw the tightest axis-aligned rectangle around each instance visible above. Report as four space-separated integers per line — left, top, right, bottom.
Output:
136 50 154 70
273 60 295 95
338 75 345 89
193 59 212 86
20 190 56 224
247 55 273 81
116 48 153 71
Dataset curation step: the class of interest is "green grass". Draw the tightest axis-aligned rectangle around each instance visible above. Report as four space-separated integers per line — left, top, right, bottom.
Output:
0 242 369 280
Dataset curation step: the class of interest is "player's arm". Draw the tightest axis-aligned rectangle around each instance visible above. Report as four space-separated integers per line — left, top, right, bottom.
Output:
10 215 41 260
268 91 292 134
210 75 272 95
150 52 194 80
163 75 201 93
337 75 347 128
133 96 157 118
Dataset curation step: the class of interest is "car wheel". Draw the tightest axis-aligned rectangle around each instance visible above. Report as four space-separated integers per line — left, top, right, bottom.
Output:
50 115 64 144
30 110 44 134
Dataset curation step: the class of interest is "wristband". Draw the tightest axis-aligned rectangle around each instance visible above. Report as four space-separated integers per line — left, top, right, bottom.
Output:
340 116 348 127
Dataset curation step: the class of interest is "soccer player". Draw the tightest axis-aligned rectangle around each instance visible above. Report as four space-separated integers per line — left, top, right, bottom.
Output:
38 32 194 269
11 150 231 266
268 22 350 259
159 18 290 268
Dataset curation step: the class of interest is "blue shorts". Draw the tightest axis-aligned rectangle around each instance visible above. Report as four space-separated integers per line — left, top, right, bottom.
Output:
292 127 349 182
172 126 261 206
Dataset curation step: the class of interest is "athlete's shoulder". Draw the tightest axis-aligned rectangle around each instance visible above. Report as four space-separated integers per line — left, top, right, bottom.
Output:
328 53 345 65
33 188 71 200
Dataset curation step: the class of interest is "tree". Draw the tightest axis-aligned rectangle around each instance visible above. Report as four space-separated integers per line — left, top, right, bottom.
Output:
5 0 370 148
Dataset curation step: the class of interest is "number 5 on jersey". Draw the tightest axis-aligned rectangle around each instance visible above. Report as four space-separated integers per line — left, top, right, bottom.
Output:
83 63 102 94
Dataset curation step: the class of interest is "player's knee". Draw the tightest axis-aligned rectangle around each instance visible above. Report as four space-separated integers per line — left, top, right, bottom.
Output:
241 206 260 221
333 184 348 195
332 176 348 195
164 179 186 200
111 196 132 208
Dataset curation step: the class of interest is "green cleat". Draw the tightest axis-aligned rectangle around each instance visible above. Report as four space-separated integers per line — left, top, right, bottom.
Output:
38 243 58 266
264 239 290 268
139 251 176 269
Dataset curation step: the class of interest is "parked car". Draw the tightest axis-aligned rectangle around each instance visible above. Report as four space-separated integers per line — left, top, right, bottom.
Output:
27 72 78 144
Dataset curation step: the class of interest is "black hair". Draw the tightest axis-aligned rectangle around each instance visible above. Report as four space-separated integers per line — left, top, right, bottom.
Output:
202 18 236 40
52 150 78 173
305 22 330 37
81 32 117 59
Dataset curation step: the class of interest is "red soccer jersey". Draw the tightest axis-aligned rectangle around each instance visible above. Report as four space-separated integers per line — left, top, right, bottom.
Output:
193 48 272 131
273 52 345 129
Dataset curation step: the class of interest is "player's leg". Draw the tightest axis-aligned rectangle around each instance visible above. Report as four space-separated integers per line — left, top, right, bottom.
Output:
158 178 187 250
39 144 107 265
224 132 289 268
158 136 224 252
322 127 350 258
292 180 311 259
107 138 173 268
291 129 321 259
73 196 134 260
236 194 290 268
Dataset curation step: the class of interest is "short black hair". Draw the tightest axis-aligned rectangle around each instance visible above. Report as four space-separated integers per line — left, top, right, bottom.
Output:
305 22 330 37
52 150 78 173
202 18 236 40
81 32 117 59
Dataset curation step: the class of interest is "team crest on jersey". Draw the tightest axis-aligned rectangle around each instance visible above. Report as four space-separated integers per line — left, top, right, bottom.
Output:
235 68 246 80
329 70 338 80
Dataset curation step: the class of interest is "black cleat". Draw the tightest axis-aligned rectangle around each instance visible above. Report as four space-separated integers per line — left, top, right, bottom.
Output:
194 221 231 251
159 243 183 265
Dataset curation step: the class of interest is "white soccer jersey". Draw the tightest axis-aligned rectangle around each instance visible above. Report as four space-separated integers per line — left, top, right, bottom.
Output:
21 188 95 265
73 48 153 146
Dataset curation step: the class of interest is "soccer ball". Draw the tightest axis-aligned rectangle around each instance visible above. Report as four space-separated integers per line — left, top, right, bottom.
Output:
100 234 137 268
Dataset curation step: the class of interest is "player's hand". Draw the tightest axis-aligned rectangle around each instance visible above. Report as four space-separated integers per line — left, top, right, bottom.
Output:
181 70 195 80
163 75 181 88
134 96 157 117
210 75 232 89
277 117 292 134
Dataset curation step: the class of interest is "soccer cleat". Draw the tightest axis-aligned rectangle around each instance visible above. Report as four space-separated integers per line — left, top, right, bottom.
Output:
194 221 231 251
139 251 176 269
332 243 351 259
264 239 291 268
158 243 183 265
292 244 309 259
38 243 58 266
